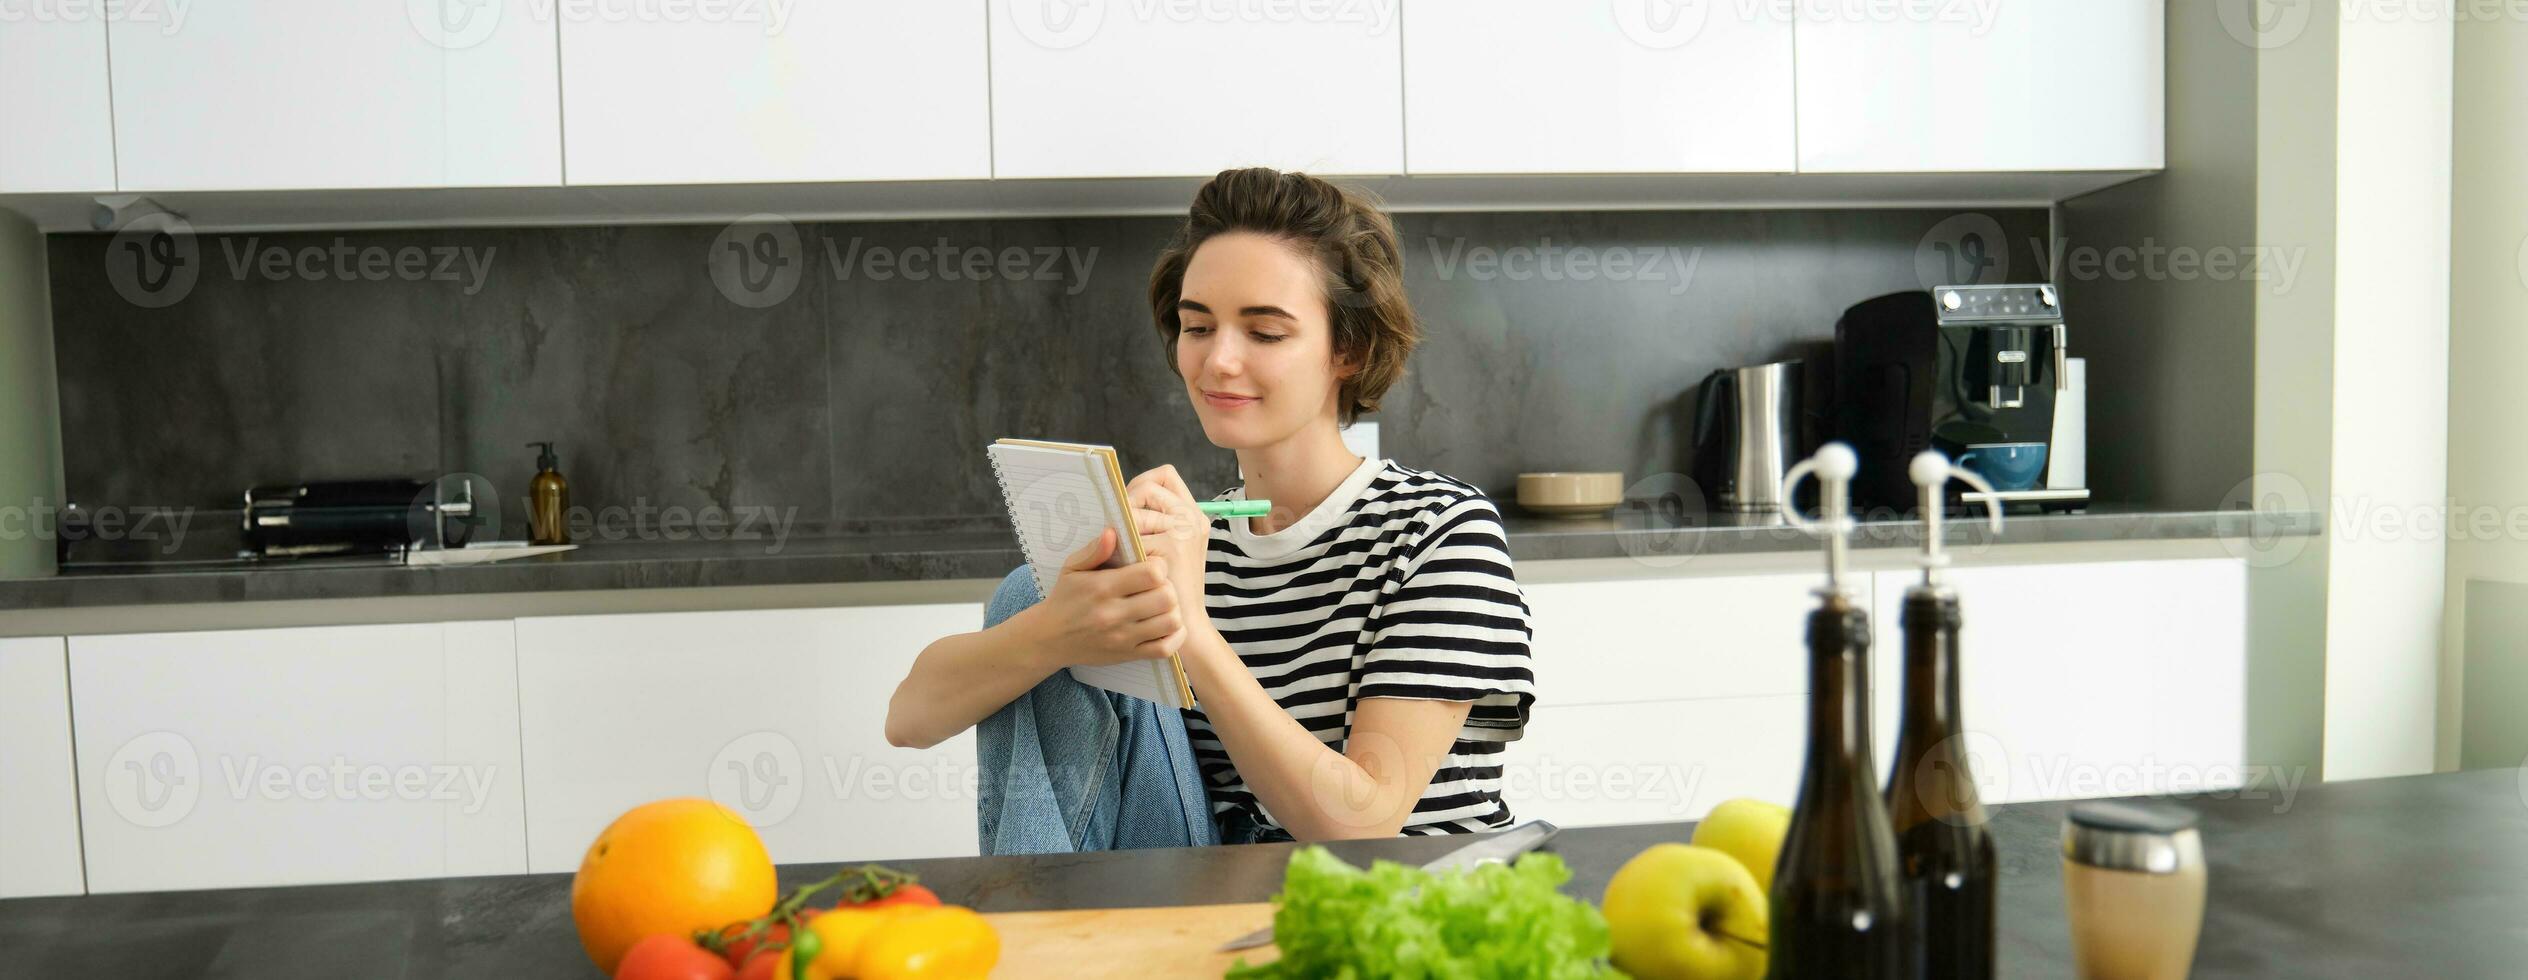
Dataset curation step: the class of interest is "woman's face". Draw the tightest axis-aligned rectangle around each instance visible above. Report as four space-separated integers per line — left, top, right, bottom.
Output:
1174 231 1350 450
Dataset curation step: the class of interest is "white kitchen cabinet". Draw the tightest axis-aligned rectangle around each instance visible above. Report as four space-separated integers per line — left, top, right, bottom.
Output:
514 603 985 873
1522 571 1838 708
1793 1 2163 172
560 2 989 185
108 0 560 191
986 0 1403 178
0 8 115 192
1503 696 1806 828
69 622 528 893
1402 0 1794 174
1 638 83 898
1870 558 2248 804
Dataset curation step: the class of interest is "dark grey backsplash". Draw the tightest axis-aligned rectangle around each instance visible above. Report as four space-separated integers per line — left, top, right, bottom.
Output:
45 208 2046 540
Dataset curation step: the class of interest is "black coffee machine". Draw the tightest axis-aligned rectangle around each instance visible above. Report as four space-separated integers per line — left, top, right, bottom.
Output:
1833 283 2089 513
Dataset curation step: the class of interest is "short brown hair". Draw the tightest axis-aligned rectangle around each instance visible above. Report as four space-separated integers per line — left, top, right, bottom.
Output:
1148 167 1420 426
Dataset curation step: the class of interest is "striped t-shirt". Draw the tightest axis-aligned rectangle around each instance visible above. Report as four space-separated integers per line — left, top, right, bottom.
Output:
1183 456 1536 837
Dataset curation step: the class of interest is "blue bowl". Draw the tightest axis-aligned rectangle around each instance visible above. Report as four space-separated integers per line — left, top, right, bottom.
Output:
1957 442 2049 492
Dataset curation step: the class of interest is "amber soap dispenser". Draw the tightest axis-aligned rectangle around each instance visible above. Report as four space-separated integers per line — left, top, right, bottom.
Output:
527 442 569 545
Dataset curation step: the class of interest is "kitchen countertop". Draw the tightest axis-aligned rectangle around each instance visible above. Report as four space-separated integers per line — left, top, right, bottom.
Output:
0 506 2317 610
0 769 2515 978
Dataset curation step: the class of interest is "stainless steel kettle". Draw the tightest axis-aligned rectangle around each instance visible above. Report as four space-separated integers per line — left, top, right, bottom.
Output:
1692 361 1803 513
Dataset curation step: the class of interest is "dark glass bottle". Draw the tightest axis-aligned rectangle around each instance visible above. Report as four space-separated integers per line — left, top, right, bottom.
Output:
1884 588 1997 980
1769 590 1910 979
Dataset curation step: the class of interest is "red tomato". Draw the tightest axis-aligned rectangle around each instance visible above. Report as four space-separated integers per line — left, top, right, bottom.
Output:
841 884 939 910
615 934 735 980
713 918 795 970
732 949 781 980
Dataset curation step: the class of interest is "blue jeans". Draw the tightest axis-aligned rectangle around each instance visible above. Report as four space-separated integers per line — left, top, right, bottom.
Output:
973 566 1231 854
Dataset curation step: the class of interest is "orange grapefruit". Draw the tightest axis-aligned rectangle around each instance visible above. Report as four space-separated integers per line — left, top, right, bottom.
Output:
571 797 779 973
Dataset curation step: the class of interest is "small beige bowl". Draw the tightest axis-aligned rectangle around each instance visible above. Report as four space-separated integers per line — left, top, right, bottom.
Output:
1516 472 1624 518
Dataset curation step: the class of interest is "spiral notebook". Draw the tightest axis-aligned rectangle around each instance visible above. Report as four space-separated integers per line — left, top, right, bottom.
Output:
986 438 1196 708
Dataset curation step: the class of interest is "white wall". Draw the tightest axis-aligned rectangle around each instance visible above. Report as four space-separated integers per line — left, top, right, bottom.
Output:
2444 12 2528 770
2320 12 2453 780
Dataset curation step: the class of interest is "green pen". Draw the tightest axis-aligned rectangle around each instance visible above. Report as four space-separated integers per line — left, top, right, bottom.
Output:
1197 500 1272 518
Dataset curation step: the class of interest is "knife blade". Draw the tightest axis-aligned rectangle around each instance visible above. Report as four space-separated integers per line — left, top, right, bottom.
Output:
1215 819 1562 952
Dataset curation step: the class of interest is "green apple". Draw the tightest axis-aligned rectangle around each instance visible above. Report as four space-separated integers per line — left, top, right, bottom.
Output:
1692 798 1792 894
1602 843 1768 980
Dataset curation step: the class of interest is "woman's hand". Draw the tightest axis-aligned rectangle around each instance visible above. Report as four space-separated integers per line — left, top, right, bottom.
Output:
1025 529 1185 669
1126 464 1212 617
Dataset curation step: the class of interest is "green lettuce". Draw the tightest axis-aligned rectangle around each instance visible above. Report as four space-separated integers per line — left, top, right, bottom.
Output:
1226 845 1620 979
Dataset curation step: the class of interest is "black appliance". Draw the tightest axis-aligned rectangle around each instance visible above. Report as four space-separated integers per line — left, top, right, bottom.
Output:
1832 284 2090 513
242 478 483 557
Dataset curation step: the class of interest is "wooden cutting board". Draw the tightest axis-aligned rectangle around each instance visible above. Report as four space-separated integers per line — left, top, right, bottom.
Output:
982 903 1279 978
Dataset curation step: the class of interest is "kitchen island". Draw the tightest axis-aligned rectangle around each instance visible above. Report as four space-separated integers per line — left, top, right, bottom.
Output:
0 769 2515 979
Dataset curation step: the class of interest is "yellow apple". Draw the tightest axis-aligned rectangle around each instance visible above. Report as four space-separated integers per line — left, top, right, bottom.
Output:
1601 843 1769 980
1692 798 1792 894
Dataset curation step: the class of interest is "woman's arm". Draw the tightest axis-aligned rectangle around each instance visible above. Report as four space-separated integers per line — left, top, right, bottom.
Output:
1178 618 1472 840
1126 464 1496 841
885 530 1186 750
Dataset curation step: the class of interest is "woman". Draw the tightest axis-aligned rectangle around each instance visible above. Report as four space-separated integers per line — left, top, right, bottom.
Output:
885 167 1534 846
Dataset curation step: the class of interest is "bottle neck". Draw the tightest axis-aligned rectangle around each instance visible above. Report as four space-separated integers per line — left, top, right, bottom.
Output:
1898 588 1965 744
1802 595 1874 771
